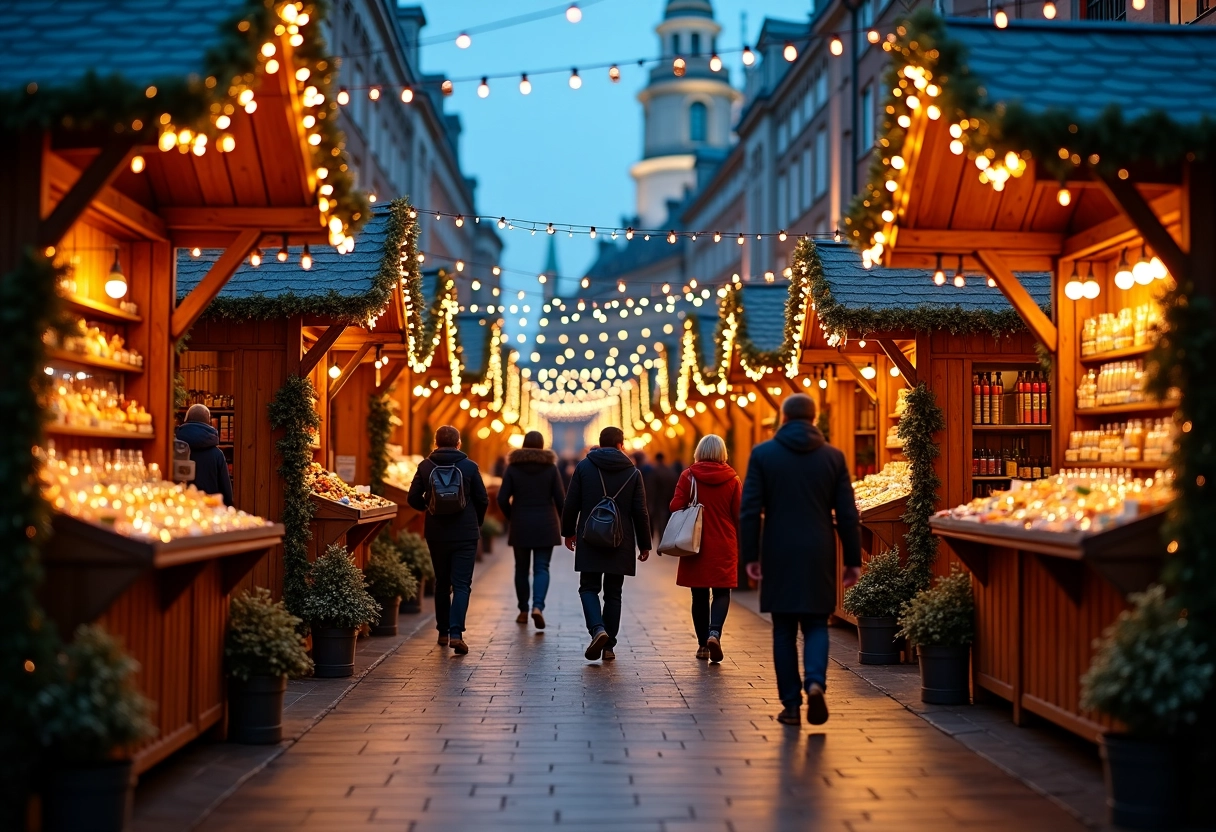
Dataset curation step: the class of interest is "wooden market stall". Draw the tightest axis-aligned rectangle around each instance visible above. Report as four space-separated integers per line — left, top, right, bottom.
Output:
844 14 1216 742
0 0 370 775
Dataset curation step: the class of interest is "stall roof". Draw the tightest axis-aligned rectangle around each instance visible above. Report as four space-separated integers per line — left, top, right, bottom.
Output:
737 284 789 353
456 311 494 377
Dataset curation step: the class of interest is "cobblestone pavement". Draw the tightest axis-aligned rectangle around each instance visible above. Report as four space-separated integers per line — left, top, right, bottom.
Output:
198 549 1089 832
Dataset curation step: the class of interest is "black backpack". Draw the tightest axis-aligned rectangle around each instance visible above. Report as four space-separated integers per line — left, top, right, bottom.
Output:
427 463 466 516
582 468 637 549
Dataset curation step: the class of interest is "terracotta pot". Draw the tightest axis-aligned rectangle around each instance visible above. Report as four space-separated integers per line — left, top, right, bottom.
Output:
370 595 401 636
228 674 287 744
42 760 134 832
916 644 970 704
311 623 358 678
1100 733 1180 829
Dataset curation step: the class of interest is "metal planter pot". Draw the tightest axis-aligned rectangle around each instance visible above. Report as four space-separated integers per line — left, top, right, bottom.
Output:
370 595 401 636
855 616 902 664
916 644 971 704
228 674 287 744
311 623 358 678
42 760 135 832
1100 734 1180 829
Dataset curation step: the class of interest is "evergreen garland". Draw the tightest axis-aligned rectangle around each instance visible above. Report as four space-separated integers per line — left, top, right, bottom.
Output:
367 391 392 497
897 382 945 591
267 375 320 619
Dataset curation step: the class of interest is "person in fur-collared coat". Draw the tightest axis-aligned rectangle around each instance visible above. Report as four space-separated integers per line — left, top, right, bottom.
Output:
497 431 565 629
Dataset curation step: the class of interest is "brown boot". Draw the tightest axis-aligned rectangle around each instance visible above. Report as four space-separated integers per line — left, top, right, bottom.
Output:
776 705 801 726
450 637 469 655
602 648 616 661
531 609 546 630
437 634 449 647
696 646 709 660
806 683 829 725
516 611 528 624
706 635 724 663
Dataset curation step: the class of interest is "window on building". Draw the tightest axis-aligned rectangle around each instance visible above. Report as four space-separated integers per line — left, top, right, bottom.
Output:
860 84 874 155
801 147 812 210
672 33 680 54
689 101 708 142
777 175 788 228
815 71 828 112
1085 0 1126 18
814 129 827 197
691 32 701 55
787 164 799 226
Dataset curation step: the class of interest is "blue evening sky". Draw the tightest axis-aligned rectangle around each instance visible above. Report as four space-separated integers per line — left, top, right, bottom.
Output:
414 0 813 299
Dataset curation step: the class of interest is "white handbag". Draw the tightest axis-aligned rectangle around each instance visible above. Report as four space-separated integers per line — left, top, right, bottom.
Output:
658 476 703 557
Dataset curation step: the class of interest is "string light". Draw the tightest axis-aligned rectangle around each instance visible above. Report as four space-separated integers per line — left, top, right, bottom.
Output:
477 77 490 98
300 244 313 271
368 86 380 101
953 255 965 288
1043 0 1057 17
867 29 880 43
994 7 1009 27
1114 248 1135 290
1133 246 1154 285
673 57 687 76
933 253 946 286
568 68 582 89
401 87 414 103
250 248 263 268
519 74 532 94
456 32 472 48
566 3 582 23
337 88 349 105
783 43 798 62
609 65 621 82
829 36 843 56
130 155 145 173
277 237 289 262
1083 261 1101 298
1064 261 1084 301
741 45 755 66
709 54 722 72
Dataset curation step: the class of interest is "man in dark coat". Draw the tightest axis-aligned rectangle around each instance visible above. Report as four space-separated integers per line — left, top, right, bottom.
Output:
498 431 565 629
562 426 651 662
407 425 489 655
740 394 861 727
176 404 233 506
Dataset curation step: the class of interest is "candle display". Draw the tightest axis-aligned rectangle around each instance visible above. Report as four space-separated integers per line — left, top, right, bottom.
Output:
45 316 145 367
49 378 153 433
853 461 912 512
1080 304 1159 357
306 462 394 508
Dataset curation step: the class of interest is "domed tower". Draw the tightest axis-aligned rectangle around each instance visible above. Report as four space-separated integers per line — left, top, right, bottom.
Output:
630 0 741 229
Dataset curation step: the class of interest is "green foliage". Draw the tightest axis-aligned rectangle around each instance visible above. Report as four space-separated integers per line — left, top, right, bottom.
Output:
365 538 418 602
367 391 393 497
33 626 155 765
898 567 975 647
481 515 504 538
1081 585 1213 738
225 588 313 682
843 549 915 619
898 383 945 591
300 545 379 629
395 530 434 582
816 406 831 444
267 375 320 619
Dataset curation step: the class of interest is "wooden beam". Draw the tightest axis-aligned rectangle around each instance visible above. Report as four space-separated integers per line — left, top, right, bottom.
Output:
171 228 262 339
1094 174 1189 285
161 206 323 232
974 249 1058 353
1184 160 1216 306
300 324 348 377
893 229 1064 256
876 338 917 388
327 343 372 402
752 380 782 413
39 138 138 248
45 152 168 242
1062 190 1179 262
378 360 407 391
836 350 878 402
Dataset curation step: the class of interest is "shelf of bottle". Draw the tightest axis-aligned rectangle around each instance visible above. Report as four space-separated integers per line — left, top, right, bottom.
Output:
46 348 143 374
972 475 1013 481
1079 344 1153 365
63 294 142 324
854 430 877 436
971 424 1053 431
1075 400 1180 417
46 424 155 440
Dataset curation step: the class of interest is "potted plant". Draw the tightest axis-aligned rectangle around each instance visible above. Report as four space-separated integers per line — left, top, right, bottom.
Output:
225 588 313 744
365 537 418 636
842 548 913 664
1081 584 1213 830
898 567 974 704
300 544 379 678
479 515 504 559
34 625 155 832
395 530 433 612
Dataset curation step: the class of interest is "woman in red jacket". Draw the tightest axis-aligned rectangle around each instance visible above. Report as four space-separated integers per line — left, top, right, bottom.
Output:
668 434 740 663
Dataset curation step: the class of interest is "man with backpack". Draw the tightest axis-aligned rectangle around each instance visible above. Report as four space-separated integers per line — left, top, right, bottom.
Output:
562 426 651 662
407 425 489 655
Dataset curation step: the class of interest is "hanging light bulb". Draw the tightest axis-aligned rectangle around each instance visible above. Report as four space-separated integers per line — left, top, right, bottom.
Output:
667 231 677 244
608 65 621 82
588 227 597 239
819 376 828 390
455 32 471 48
829 36 844 56
566 3 582 22
1114 248 1135 290
741 45 755 66
301 243 313 270
471 279 481 291
401 86 414 103
492 266 501 276
104 248 127 299
737 233 745 245
994 6 1009 27
1064 261 1084 301
477 77 490 98
709 54 722 72
1149 255 1168 280
250 248 263 268
547 223 555 235
778 230 787 242
953 255 966 288
277 236 289 262
581 277 590 289
568 68 582 89
986 276 997 288
867 29 880 44
1132 246 1153 285
625 227 634 240
1057 187 1071 206
861 362 877 380
336 88 350 105
190 247 201 258
328 361 341 380
368 86 381 101
1043 0 1058 17
783 43 798 62
1082 262 1101 299
441 80 454 96
617 280 626 293
519 74 532 95
932 253 946 286
673 57 687 76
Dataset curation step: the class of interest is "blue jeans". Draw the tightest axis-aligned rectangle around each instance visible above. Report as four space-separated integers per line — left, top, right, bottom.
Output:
771 613 830 707
513 547 553 612
579 572 625 648
431 539 477 639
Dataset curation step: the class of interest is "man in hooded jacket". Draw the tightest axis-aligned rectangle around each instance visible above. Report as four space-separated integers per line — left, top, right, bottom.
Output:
176 404 233 506
562 426 651 661
740 394 861 727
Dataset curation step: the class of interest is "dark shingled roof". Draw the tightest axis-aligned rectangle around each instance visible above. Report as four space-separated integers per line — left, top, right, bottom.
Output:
946 18 1216 125
814 242 1051 312
177 212 392 302
0 0 247 90
737 284 788 352
456 312 493 377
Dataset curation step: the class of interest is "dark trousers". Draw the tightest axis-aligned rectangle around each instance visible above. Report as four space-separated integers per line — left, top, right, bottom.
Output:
690 587 731 646
771 613 830 708
579 571 625 648
513 546 553 612
430 539 477 638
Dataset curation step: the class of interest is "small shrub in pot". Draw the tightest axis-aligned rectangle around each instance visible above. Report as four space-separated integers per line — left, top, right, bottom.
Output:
842 548 914 665
396 530 433 609
225 588 313 744
365 536 418 636
301 544 379 678
34 625 155 832
1080 585 1213 829
898 567 974 704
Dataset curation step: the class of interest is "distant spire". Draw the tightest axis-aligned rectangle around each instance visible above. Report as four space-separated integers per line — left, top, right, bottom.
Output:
542 234 559 277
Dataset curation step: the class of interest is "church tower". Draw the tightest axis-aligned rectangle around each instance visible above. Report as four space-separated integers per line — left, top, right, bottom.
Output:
630 0 741 229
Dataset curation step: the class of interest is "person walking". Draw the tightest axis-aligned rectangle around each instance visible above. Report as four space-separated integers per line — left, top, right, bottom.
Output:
497 431 564 630
562 426 651 662
176 404 233 506
407 425 489 655
648 452 678 544
739 394 861 727
666 435 740 663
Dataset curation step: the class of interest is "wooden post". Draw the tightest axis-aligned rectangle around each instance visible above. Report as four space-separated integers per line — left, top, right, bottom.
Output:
974 249 1058 353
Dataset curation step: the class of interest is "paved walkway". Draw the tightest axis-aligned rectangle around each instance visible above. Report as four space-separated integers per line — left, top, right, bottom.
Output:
198 549 1089 832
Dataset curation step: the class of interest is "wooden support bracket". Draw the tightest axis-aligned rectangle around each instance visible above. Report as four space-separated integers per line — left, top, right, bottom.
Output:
327 342 372 401
876 338 917 388
378 360 407 391
836 350 878 402
974 249 1058 353
1095 173 1189 284
172 228 262 339
300 324 348 377
39 138 139 249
